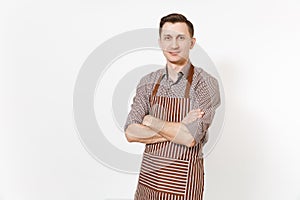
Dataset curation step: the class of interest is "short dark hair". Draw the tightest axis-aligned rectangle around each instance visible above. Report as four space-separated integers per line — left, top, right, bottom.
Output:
159 13 194 37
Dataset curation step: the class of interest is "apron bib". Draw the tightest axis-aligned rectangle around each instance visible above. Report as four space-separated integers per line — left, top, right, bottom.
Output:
135 65 205 200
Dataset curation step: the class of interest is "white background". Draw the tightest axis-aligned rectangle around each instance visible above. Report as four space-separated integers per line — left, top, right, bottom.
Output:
1 0 300 199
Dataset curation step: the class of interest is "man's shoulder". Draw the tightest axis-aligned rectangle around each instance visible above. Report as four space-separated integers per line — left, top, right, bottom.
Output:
138 68 164 85
192 65 220 93
193 65 218 83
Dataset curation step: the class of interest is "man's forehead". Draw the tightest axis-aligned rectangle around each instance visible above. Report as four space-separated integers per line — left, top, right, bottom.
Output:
161 22 189 36
161 29 188 36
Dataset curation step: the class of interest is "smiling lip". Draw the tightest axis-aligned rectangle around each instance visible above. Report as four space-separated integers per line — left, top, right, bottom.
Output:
169 52 180 56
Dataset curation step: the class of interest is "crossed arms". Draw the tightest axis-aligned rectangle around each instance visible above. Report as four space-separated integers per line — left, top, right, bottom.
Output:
125 109 204 147
124 74 220 148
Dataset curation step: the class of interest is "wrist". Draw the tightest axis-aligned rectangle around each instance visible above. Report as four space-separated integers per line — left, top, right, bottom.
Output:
148 116 165 132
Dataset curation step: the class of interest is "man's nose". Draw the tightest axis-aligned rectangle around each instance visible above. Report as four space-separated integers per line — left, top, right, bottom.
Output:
171 38 179 49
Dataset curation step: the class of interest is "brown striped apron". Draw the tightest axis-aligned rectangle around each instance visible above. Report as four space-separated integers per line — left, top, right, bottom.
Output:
135 65 205 200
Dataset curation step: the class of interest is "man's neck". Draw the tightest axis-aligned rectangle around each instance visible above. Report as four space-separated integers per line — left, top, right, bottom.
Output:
166 59 189 82
167 59 189 73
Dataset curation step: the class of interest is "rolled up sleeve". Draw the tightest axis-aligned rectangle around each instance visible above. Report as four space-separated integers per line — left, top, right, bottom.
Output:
124 76 151 132
182 75 221 144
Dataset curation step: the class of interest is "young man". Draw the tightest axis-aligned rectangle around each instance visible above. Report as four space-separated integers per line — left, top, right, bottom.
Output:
124 13 221 200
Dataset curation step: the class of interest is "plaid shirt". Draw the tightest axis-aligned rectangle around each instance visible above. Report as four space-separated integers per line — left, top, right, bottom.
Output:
124 62 221 144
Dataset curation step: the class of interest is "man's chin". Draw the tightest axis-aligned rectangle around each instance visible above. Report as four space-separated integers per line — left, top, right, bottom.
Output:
167 58 187 65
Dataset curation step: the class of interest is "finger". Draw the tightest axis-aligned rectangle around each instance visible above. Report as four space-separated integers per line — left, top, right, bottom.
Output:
191 110 202 115
197 111 205 118
188 111 203 118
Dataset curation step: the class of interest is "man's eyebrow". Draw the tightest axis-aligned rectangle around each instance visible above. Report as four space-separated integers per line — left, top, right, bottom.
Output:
162 33 186 37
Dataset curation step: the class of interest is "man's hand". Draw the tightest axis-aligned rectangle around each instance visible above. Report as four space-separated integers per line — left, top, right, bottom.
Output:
141 115 152 127
182 109 204 124
142 115 165 132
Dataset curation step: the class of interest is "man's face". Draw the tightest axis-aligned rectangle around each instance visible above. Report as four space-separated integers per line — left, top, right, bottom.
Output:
159 22 196 65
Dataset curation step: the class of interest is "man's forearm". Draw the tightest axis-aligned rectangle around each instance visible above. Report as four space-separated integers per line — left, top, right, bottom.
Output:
125 123 168 144
142 115 195 147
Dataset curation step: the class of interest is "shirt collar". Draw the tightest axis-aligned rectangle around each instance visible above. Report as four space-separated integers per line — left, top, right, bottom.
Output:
163 60 191 80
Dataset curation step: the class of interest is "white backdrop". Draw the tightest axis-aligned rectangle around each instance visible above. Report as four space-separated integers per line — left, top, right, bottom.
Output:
1 0 300 199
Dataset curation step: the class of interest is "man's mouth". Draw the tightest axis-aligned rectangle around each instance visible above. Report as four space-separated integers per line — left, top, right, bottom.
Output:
169 52 180 56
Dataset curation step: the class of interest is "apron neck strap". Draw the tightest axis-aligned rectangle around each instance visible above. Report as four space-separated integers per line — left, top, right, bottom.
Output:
151 64 195 98
151 74 163 97
184 64 194 98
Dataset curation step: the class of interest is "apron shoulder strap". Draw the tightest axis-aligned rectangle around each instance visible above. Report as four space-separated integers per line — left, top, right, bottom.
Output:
184 64 195 98
151 73 164 97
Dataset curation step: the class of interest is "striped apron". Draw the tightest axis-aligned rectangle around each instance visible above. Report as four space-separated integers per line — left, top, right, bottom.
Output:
135 65 205 200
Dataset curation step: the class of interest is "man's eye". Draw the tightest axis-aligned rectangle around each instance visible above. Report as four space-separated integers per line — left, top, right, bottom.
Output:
164 36 171 40
179 36 185 40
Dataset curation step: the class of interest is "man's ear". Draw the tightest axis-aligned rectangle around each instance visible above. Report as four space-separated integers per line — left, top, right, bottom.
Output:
190 37 196 49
